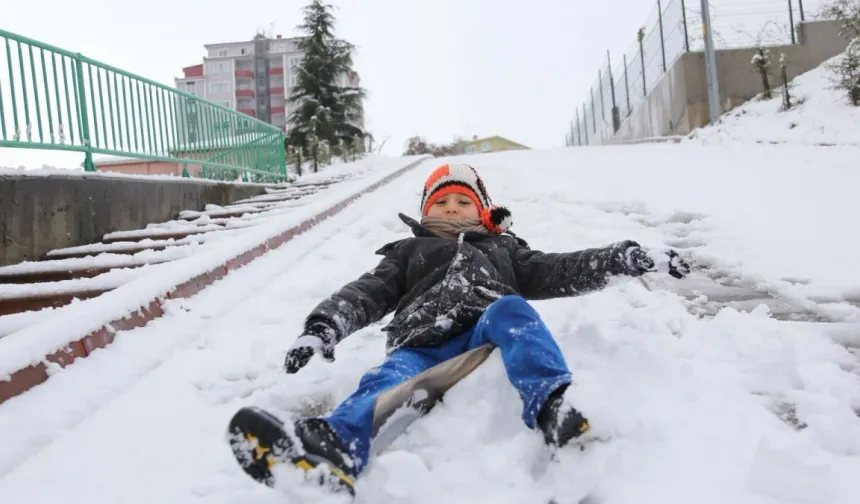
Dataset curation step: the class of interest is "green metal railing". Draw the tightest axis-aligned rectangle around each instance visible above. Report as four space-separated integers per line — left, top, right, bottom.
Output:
0 28 287 181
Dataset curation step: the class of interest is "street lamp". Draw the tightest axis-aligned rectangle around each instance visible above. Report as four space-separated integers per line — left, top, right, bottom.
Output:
701 0 721 123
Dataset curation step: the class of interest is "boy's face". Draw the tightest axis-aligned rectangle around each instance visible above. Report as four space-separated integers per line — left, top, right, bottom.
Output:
426 191 480 220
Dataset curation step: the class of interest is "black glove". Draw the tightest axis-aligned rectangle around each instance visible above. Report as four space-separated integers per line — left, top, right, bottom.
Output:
625 245 691 279
284 321 337 374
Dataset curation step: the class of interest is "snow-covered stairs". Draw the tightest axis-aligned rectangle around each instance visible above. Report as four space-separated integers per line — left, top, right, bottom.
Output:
0 177 349 321
0 155 432 405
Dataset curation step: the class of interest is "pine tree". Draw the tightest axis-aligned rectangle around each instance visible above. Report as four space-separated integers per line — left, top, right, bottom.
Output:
286 0 366 172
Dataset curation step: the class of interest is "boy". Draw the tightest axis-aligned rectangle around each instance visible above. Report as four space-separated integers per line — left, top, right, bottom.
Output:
228 163 690 494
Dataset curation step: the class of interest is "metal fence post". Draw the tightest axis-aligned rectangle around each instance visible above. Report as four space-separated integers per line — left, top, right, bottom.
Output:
582 103 589 144
598 69 605 120
73 53 95 172
788 0 797 44
798 0 805 21
590 87 597 134
623 54 631 115
638 27 647 96
681 0 691 52
607 50 620 132
658 0 667 72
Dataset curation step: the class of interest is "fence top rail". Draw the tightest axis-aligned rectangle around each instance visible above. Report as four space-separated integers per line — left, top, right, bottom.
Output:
0 28 282 135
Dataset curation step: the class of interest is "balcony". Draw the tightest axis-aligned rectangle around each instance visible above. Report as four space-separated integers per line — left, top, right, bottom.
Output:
269 67 284 75
270 86 285 95
270 105 286 115
235 69 254 78
238 108 256 117
235 89 255 98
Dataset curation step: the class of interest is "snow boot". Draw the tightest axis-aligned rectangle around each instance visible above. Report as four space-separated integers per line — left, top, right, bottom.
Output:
227 406 357 495
536 384 591 447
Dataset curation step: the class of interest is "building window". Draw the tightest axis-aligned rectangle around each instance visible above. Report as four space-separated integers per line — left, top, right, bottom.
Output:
218 49 228 57
209 81 229 94
207 62 229 74
289 74 298 87
289 56 301 68
219 101 231 108
481 141 491 152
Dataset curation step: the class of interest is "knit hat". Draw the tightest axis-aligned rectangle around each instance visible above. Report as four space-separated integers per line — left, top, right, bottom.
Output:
420 163 512 233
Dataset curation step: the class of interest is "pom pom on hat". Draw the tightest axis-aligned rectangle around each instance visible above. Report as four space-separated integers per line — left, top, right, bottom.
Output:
481 205 513 234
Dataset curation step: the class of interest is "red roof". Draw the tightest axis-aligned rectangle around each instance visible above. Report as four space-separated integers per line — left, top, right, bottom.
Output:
183 64 203 78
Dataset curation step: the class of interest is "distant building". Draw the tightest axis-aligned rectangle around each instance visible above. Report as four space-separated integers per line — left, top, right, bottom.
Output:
174 33 363 136
454 135 529 154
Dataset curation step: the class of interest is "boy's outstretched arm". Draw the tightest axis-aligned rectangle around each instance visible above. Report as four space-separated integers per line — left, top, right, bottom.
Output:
512 239 688 300
284 251 406 373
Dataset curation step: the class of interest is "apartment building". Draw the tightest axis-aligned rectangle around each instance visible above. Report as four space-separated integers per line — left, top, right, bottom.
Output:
175 33 362 138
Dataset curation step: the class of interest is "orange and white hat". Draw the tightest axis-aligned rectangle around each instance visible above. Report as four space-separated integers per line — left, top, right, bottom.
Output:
420 163 512 233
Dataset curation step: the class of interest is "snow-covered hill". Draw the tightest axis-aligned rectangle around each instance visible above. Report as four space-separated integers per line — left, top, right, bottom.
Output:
685 50 860 146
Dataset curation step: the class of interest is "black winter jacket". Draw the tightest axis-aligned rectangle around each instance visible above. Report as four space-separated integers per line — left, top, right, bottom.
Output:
305 213 642 351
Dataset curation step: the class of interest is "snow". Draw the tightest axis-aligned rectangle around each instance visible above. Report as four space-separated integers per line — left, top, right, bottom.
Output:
0 249 188 276
0 143 858 503
0 154 429 380
101 223 232 241
685 52 860 147
0 267 143 301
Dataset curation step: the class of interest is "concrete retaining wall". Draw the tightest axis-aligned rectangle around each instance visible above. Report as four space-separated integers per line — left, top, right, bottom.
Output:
605 20 851 144
0 174 267 266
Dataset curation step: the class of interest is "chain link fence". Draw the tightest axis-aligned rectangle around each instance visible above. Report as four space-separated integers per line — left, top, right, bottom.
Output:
566 0 820 147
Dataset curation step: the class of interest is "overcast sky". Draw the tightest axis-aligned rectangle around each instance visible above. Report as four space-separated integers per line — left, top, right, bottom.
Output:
1 0 825 169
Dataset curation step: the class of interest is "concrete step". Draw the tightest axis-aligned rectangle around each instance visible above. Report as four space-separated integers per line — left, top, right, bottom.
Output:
0 259 165 283
0 286 115 316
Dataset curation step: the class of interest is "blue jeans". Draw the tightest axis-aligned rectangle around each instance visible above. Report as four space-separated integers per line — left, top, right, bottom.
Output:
321 295 572 474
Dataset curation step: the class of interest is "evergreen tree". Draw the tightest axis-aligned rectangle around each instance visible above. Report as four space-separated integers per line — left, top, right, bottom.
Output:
286 0 366 172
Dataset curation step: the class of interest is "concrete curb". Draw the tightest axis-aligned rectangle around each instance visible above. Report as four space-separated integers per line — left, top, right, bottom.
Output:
604 135 684 145
0 156 431 405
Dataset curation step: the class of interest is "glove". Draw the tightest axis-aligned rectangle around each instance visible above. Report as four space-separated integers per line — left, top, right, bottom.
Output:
284 321 338 374
625 245 691 279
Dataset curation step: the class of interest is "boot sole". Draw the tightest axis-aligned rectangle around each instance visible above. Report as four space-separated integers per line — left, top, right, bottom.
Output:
227 406 356 495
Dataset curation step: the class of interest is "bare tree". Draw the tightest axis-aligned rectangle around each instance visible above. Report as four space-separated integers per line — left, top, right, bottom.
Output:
751 48 773 99
820 0 860 39
403 136 458 157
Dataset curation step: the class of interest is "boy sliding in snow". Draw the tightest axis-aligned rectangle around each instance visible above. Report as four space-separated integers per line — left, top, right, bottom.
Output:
228 163 690 494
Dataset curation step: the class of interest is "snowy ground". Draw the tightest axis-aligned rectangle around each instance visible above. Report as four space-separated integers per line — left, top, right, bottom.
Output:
0 145 858 504
685 52 860 147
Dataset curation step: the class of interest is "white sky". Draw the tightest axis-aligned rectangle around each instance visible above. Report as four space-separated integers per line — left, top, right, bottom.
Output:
0 0 826 168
